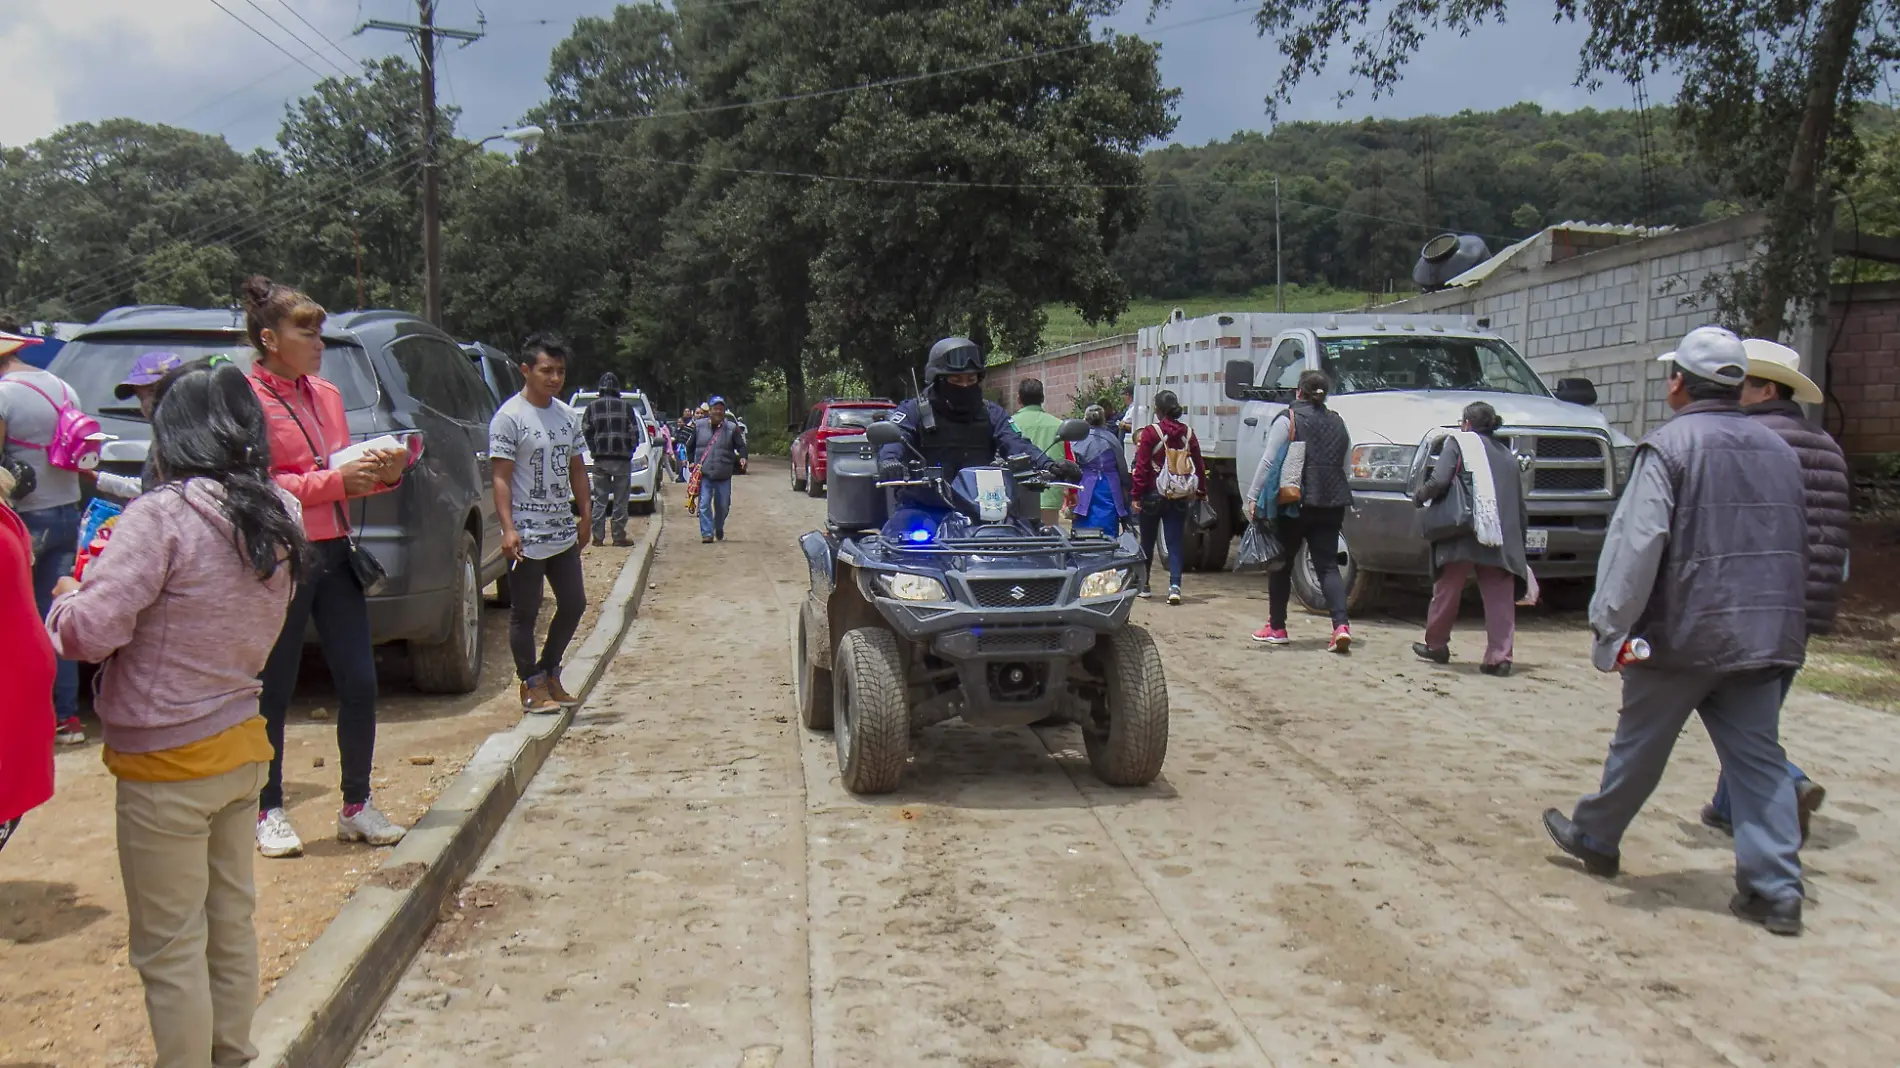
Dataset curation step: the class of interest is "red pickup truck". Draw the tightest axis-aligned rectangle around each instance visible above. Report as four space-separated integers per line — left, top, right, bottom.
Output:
790 398 896 497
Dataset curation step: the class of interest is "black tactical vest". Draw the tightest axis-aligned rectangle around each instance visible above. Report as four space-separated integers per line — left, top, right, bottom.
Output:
918 400 997 483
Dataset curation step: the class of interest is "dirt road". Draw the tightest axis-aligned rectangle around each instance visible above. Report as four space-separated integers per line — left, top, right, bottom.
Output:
0 530 643 1068
352 463 1899 1068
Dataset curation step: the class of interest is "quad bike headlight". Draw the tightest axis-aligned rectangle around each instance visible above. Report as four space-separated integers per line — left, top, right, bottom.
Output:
880 572 948 602
1078 568 1131 600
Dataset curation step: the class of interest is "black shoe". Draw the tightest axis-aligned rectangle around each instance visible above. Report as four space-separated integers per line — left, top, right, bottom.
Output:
613 537 634 547
1797 779 1826 845
1730 891 1802 936
1700 804 1733 836
1412 642 1451 664
715 532 725 542
1480 661 1513 677
1541 808 1619 877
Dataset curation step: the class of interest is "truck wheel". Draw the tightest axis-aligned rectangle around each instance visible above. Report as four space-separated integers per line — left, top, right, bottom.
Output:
797 606 833 730
1291 536 1386 616
1540 578 1593 612
411 531 483 694
1196 499 1233 571
832 628 909 794
1082 625 1169 787
792 459 807 492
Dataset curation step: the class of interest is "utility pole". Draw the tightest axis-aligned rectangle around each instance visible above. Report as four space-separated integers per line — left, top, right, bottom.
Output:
1272 176 1284 313
359 2 484 326
352 209 366 308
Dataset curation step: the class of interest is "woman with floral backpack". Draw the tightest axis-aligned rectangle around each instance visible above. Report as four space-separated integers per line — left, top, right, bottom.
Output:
1131 389 1207 604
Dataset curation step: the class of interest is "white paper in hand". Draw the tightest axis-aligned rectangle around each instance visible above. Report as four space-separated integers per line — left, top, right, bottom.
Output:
329 434 404 470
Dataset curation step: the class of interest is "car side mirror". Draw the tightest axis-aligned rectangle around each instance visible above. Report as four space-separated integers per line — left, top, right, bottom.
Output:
1554 377 1598 406
865 420 904 447
1223 360 1256 401
1056 418 1089 443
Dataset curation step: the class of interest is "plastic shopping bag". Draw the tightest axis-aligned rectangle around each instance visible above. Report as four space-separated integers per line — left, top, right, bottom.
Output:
1233 518 1287 573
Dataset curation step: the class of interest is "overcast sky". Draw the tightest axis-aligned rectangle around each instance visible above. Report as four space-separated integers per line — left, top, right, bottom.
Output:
0 0 1673 152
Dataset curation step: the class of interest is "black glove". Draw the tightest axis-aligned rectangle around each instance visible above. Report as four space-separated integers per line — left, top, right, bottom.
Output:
878 461 910 483
1048 459 1082 483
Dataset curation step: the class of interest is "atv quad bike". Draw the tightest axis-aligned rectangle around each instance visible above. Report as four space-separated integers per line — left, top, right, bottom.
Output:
796 418 1168 795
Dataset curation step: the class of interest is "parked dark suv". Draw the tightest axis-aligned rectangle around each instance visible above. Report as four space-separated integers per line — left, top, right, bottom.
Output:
50 306 507 693
464 341 523 408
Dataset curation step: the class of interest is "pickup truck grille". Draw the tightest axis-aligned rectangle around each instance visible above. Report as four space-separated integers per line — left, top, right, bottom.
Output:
968 578 1066 608
1499 430 1612 500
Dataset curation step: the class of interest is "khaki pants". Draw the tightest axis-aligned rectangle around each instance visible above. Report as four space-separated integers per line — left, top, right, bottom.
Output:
117 762 269 1068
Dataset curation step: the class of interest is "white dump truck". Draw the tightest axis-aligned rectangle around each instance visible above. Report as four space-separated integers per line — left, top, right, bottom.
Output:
1127 310 1635 610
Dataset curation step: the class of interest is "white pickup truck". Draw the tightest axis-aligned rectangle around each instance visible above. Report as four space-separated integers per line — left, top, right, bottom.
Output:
1128 310 1635 611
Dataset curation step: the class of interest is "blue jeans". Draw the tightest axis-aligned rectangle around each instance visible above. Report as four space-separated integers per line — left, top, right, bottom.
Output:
1709 668 1806 823
698 477 732 539
1136 497 1188 588
21 503 80 721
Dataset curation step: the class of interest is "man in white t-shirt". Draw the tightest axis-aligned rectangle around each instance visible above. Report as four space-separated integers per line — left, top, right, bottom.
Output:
490 334 591 715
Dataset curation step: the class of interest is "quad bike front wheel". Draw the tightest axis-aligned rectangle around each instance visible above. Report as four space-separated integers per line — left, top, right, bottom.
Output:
833 627 910 794
1082 625 1169 787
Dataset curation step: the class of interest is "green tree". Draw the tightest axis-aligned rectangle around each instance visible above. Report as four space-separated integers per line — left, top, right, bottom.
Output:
1162 0 1896 336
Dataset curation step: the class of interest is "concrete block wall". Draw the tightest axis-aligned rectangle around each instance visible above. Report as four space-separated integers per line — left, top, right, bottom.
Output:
989 336 1136 415
1830 284 1900 456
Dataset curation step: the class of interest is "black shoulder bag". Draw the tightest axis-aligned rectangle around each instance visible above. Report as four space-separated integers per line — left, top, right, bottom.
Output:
258 379 390 595
1417 445 1475 544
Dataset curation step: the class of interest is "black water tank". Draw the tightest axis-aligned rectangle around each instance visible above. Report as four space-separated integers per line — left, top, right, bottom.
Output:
1413 234 1492 291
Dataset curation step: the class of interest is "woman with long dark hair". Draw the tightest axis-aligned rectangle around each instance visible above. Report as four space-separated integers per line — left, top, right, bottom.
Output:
45 361 306 1068
1245 370 1356 652
241 276 408 858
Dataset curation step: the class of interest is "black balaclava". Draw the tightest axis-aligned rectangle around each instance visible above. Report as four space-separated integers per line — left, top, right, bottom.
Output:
930 378 986 423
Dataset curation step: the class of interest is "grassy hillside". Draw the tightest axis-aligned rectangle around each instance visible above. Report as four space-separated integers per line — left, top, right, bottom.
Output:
1040 283 1368 350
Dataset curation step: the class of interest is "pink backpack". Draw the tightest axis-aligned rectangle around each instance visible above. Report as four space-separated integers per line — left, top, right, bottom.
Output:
3 376 104 472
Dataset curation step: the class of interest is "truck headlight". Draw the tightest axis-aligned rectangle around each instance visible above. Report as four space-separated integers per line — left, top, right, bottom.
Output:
1612 445 1634 488
879 573 948 602
1350 444 1413 485
1079 568 1131 600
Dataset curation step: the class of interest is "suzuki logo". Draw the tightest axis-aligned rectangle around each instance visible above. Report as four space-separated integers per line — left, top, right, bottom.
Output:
1009 585 1027 601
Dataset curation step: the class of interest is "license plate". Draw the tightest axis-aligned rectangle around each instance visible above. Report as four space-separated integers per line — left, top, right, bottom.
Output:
1526 529 1549 553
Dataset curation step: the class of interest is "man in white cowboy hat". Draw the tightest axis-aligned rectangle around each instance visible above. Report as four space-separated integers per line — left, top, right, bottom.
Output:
1696 338 1849 845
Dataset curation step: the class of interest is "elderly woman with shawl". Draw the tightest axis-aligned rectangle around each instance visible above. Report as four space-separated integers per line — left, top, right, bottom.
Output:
1411 401 1533 676
1069 405 1129 537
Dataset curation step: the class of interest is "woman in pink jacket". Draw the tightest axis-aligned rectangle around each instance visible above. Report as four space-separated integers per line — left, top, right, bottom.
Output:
46 360 307 1068
0 462 54 854
241 276 407 859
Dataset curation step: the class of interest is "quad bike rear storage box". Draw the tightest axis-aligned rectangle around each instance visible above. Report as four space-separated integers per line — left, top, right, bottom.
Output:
825 433 887 532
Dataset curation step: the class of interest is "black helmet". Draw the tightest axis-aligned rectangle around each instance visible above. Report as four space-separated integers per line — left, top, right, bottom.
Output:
597 372 620 394
924 337 984 382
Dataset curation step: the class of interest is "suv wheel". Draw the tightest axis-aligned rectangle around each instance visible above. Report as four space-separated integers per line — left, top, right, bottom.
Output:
412 530 483 694
792 455 808 492
832 627 908 793
805 464 825 498
1081 625 1169 787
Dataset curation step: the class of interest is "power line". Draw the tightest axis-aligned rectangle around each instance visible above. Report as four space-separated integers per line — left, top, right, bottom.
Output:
274 0 362 71
554 7 1255 131
166 58 304 127
204 0 329 79
240 0 354 77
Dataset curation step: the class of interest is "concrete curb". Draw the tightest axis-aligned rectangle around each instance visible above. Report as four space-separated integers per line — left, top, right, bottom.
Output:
251 500 666 1068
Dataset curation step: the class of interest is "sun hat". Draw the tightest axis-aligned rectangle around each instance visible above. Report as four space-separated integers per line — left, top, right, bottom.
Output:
114 351 186 398
1740 339 1824 405
0 330 45 360
1657 325 1748 386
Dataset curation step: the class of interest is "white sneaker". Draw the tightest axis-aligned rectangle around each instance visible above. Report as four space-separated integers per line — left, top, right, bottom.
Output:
1167 585 1183 605
337 801 406 846
256 808 305 858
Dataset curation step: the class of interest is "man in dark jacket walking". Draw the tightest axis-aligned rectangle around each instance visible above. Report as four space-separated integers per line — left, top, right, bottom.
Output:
1699 339 1851 842
689 396 747 543
582 373 637 546
1543 326 1812 935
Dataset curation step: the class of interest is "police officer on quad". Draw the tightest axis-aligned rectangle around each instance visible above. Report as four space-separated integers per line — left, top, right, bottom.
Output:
877 337 1081 514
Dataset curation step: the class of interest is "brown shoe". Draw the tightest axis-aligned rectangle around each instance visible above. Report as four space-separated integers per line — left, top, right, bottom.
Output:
519 678 561 715
546 674 583 709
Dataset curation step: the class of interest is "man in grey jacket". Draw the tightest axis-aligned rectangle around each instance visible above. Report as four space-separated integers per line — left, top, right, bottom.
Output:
689 395 747 543
1542 326 1812 936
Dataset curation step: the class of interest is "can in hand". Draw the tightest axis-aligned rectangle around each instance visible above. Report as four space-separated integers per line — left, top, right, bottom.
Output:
1615 637 1652 668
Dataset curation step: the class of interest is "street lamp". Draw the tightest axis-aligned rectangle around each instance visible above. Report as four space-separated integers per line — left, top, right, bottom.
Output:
422 125 548 325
